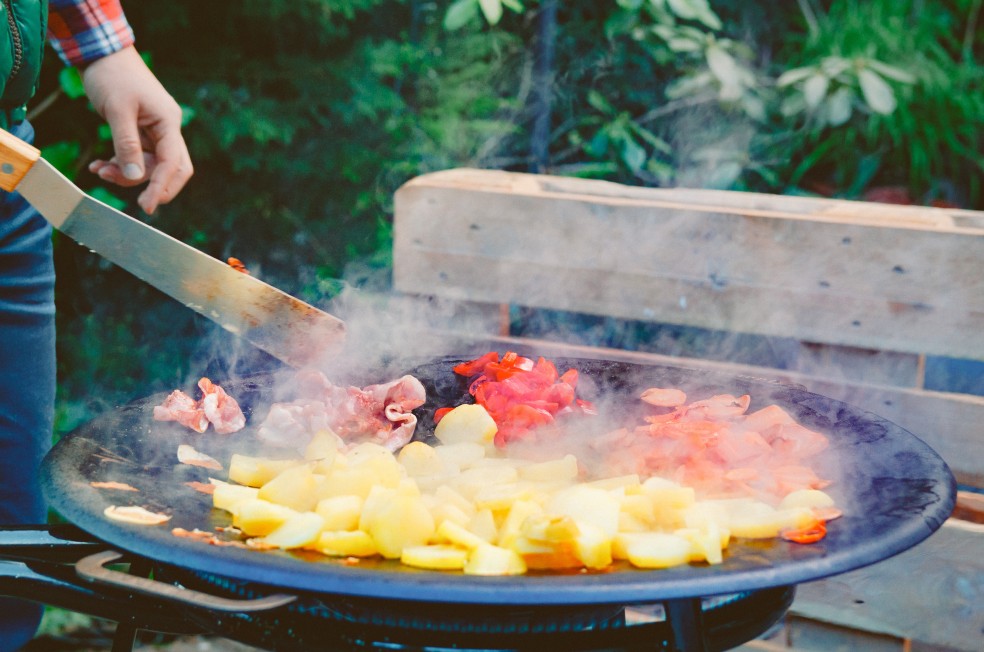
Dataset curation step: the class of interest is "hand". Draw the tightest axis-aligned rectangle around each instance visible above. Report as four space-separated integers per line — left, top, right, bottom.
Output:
81 46 193 214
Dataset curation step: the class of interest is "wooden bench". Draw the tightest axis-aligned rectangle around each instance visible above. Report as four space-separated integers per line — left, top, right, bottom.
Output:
392 168 984 651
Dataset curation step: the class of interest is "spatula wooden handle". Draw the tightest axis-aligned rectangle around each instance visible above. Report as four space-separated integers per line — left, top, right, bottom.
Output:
0 128 41 192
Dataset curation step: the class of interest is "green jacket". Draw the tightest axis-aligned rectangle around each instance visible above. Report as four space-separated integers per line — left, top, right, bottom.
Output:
0 0 47 127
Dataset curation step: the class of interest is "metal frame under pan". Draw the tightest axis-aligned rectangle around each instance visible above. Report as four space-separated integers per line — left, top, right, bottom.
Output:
37 357 955 647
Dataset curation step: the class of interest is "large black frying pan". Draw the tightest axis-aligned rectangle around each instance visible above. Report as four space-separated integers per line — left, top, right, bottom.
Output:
41 356 955 607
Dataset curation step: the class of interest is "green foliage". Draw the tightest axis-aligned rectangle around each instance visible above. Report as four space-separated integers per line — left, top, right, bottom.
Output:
32 0 982 435
759 0 983 202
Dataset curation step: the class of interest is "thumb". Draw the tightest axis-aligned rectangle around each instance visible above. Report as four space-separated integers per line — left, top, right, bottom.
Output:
105 104 146 181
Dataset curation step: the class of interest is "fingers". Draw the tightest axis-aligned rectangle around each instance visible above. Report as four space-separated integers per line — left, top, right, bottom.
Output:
138 132 193 214
102 102 146 183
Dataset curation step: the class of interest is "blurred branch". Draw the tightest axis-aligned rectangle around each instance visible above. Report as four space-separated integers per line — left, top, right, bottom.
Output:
25 88 62 121
796 0 819 39
965 0 981 63
530 0 557 173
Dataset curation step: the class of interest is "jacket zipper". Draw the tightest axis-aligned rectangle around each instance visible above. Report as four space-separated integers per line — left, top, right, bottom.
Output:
2 0 23 83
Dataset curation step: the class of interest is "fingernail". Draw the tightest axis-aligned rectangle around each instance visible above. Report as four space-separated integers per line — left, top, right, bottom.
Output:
123 163 143 180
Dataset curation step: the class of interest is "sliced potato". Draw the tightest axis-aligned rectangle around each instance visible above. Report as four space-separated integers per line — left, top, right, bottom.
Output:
261 511 326 549
257 464 321 512
436 519 488 551
464 544 526 576
304 429 343 461
623 532 693 569
315 530 378 557
398 441 446 477
233 499 298 537
496 499 543 548
315 495 363 531
517 455 579 483
434 404 497 445
467 508 498 543
366 494 436 559
433 442 486 470
401 544 468 570
547 485 621 537
212 483 260 512
228 455 303 488
573 522 613 570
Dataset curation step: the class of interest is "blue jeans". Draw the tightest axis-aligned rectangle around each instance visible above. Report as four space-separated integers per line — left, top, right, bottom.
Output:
0 121 56 650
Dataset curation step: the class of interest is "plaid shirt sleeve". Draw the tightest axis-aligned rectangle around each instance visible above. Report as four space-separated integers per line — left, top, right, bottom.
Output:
47 0 135 66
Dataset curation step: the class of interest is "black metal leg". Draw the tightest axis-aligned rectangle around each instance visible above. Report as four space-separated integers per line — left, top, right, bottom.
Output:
111 622 137 652
664 598 709 652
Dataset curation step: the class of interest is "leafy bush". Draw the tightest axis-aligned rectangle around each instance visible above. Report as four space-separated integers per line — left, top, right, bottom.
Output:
31 0 981 433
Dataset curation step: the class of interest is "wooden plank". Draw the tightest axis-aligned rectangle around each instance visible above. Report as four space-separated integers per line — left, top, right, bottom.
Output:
394 170 984 360
475 335 984 487
789 518 984 652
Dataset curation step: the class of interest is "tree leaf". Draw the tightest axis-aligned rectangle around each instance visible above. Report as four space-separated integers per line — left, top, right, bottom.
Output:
444 0 479 31
825 86 854 126
858 68 897 114
706 44 738 86
865 59 916 84
667 37 702 52
59 67 86 99
478 0 503 25
500 0 524 12
776 66 815 88
819 57 850 79
617 0 644 9
587 90 616 115
619 136 647 173
803 73 829 111
666 0 699 20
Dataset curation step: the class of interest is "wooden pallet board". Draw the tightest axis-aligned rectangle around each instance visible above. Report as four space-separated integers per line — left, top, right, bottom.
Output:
394 169 984 360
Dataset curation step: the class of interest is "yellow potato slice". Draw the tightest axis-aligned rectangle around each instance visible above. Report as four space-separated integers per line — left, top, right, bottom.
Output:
496 499 543 548
434 404 498 446
573 522 613 570
304 429 343 461
466 508 498 543
228 455 303 488
257 464 321 512
212 483 259 513
314 495 363 531
315 530 378 557
436 519 488 550
398 441 446 477
232 499 298 537
261 511 326 549
517 455 579 482
464 544 527 576
547 485 621 537
624 532 693 569
401 544 468 570
366 494 436 559
433 442 486 471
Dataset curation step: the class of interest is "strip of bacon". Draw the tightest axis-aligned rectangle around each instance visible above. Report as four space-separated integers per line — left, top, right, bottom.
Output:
90 481 139 492
177 444 223 470
258 372 426 452
184 481 216 494
104 506 171 525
